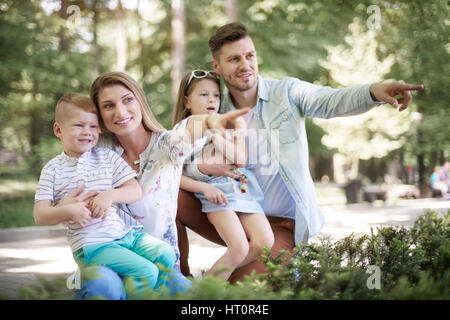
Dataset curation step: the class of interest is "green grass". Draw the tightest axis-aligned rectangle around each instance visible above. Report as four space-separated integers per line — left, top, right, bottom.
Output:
0 164 37 229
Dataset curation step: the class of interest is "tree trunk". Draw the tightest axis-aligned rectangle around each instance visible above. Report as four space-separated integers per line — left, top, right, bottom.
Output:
171 0 185 105
136 0 146 79
116 0 128 71
59 0 69 51
226 0 238 22
92 0 100 75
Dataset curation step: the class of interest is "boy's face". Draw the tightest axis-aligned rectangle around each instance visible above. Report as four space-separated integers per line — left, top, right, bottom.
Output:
54 106 99 158
212 36 258 94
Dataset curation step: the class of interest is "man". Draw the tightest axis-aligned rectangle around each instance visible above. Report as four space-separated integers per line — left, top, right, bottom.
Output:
176 22 424 282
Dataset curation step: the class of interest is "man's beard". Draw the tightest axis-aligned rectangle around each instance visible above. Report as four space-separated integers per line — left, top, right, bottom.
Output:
223 74 257 92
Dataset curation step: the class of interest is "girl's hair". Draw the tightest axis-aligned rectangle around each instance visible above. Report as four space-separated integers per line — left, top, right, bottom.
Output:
172 70 221 128
89 71 166 134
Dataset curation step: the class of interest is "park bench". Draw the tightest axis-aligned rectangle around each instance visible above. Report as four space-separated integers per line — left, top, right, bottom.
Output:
363 185 387 203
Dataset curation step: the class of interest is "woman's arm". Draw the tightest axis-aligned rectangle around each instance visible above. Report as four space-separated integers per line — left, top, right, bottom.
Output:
184 108 250 143
89 178 142 219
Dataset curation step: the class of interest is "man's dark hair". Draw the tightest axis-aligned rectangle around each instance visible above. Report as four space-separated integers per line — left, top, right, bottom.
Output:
208 22 249 59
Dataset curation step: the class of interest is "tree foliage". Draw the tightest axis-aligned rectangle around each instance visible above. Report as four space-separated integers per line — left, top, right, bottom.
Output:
0 0 448 179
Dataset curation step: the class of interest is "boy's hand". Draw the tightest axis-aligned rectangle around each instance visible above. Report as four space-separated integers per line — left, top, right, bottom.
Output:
58 184 99 207
66 202 92 227
88 192 113 220
202 185 228 206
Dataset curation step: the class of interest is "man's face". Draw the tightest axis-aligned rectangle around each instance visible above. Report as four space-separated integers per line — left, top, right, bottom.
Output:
212 36 258 93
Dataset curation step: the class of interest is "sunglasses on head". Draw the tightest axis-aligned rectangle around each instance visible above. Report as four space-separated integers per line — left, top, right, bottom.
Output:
186 70 218 88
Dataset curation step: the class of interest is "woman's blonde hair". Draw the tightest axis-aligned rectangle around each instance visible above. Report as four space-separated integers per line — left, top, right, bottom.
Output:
172 70 221 128
90 71 166 134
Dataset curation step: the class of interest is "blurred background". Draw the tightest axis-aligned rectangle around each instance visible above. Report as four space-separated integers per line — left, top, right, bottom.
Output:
0 0 449 229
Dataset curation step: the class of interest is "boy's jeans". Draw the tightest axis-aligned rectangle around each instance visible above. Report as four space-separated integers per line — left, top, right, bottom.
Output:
76 265 191 300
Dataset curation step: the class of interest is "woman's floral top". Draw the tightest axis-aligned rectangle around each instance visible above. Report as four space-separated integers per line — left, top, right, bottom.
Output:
100 118 206 269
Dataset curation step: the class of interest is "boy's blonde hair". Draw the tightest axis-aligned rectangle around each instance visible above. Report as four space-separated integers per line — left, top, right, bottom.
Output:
55 93 97 123
172 70 221 128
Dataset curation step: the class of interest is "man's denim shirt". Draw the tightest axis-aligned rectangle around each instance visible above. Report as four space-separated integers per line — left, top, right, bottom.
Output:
191 75 379 244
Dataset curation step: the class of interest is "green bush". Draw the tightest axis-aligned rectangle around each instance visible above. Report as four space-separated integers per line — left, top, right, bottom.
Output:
16 210 450 300
257 209 450 300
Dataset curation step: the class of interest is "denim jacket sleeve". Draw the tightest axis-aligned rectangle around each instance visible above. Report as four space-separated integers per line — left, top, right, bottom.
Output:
286 77 378 119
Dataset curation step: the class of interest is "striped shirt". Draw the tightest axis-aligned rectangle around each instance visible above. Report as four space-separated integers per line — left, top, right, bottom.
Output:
35 147 137 253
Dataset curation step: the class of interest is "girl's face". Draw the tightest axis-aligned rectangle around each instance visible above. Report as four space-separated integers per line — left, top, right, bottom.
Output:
184 79 220 116
97 85 144 137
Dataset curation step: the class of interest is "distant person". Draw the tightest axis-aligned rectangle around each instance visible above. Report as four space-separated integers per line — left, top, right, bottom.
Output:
173 70 273 279
176 21 425 282
431 165 449 197
33 93 177 298
440 161 450 189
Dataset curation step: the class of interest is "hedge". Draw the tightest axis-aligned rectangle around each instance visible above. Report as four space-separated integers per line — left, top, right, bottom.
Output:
15 209 450 300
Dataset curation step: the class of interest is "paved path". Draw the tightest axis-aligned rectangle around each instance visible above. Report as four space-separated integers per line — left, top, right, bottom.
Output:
1 198 449 299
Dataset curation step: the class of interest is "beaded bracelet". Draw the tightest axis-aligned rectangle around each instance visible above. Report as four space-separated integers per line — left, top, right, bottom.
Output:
234 171 249 193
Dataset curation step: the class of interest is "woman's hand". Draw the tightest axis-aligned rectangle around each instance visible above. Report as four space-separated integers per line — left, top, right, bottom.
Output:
207 108 250 133
57 183 99 207
88 191 113 220
65 202 93 227
185 108 250 143
201 184 229 206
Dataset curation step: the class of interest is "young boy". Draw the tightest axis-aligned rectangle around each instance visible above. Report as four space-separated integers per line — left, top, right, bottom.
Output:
34 93 176 297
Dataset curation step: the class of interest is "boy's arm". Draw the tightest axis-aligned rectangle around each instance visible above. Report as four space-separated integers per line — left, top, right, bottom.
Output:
89 178 142 219
34 200 92 227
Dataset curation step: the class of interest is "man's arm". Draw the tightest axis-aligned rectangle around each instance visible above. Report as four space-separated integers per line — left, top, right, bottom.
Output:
290 79 423 118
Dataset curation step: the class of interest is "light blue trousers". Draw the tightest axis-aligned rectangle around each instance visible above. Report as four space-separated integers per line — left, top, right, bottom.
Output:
74 229 177 298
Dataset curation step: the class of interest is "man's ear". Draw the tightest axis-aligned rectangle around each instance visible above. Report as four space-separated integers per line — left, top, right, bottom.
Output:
53 122 62 138
211 59 220 75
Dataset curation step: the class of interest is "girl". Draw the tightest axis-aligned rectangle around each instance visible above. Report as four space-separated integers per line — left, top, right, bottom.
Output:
173 70 274 280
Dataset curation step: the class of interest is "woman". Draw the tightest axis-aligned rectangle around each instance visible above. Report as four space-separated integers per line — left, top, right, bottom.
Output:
68 71 248 299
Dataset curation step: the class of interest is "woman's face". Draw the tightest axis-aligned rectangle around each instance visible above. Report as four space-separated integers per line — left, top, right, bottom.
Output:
184 79 220 116
97 85 143 137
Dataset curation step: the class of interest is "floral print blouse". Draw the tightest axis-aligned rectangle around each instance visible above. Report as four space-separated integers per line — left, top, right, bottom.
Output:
99 118 206 270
